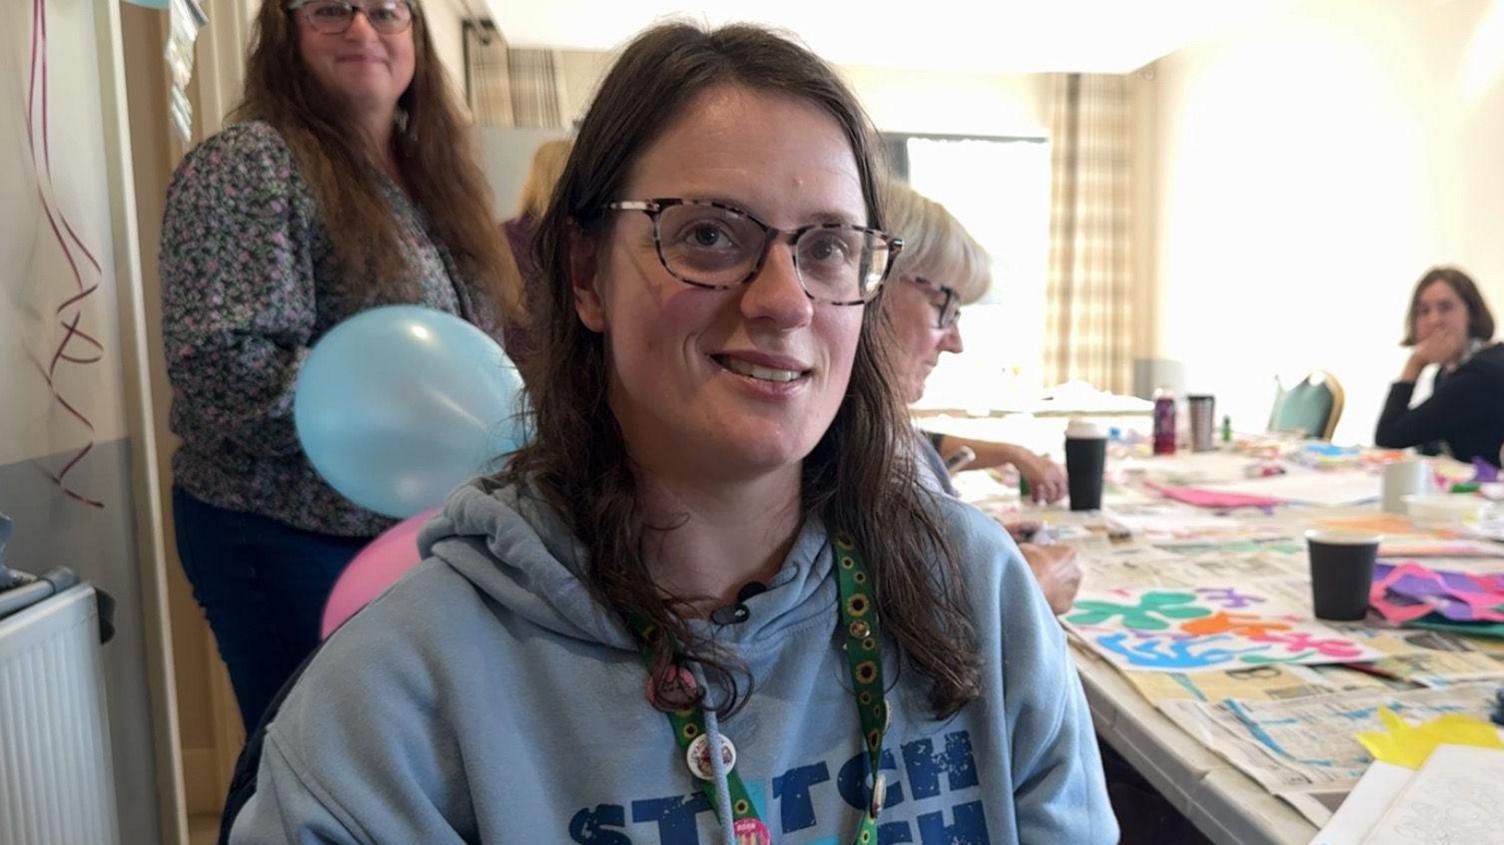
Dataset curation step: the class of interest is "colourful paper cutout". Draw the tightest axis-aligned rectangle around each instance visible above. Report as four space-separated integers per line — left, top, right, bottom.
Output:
1065 591 1213 630
1378 539 1504 558
1147 482 1282 509
1093 632 1267 669
1193 586 1268 609
1065 586 1385 673
1370 561 1504 626
1156 538 1305 556
1239 651 1318 665
1408 618 1504 639
1250 631 1367 659
1354 707 1504 769
1316 514 1416 534
1180 610 1292 638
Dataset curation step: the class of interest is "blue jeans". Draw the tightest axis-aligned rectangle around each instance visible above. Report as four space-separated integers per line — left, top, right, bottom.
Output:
172 487 371 731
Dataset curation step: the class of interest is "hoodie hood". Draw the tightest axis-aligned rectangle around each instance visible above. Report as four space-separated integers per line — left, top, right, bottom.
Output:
414 478 841 656
230 474 1118 845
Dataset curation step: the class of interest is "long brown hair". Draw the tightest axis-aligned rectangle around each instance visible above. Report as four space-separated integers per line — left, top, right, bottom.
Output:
504 23 980 718
1402 266 1496 345
234 0 517 318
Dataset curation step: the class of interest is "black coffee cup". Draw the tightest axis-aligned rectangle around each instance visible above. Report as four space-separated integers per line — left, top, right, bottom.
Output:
1065 420 1106 512
1305 530 1380 621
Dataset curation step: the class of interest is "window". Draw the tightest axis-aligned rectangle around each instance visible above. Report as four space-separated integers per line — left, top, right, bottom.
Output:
894 134 1051 411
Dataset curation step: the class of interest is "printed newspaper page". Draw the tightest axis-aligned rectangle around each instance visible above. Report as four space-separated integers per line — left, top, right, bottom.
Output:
1157 682 1500 826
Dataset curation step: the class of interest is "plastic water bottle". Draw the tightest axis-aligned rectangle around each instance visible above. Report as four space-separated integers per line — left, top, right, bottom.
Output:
1153 389 1176 456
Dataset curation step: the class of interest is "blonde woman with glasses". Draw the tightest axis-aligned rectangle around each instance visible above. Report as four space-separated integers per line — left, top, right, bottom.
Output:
882 183 1081 614
881 185 1068 504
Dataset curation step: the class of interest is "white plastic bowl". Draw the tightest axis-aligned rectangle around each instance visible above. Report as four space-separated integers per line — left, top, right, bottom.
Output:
1402 493 1488 527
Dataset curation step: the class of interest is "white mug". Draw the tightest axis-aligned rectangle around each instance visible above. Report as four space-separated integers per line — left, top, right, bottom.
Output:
1381 459 1430 514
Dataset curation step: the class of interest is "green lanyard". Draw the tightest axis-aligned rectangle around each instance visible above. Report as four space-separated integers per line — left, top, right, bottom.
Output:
628 531 888 844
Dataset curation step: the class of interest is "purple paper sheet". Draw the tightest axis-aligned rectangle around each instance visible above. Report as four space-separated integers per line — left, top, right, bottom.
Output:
1371 561 1504 624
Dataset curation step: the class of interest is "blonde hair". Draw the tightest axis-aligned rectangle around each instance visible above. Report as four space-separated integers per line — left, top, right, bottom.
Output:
515 139 572 219
884 181 992 304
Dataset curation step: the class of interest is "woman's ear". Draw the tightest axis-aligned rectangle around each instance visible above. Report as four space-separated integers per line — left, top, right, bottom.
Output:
570 229 607 333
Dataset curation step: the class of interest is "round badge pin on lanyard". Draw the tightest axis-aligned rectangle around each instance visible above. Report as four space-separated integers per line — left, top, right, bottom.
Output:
733 817 772 845
685 733 737 781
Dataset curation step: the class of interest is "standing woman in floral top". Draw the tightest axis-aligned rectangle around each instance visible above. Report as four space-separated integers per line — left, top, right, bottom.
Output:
160 0 517 731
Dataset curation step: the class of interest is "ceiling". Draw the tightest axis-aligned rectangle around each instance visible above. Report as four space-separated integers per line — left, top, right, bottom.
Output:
481 0 1298 74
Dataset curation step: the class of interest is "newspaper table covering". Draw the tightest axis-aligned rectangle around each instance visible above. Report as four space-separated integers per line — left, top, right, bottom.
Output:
1115 654 1410 705
1157 682 1502 827
1058 527 1504 677
947 454 1504 833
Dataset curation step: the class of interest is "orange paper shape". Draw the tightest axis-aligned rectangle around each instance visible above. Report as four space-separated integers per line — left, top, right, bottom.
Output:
1178 610 1294 638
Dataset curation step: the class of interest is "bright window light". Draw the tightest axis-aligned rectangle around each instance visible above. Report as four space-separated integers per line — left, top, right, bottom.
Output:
906 135 1052 412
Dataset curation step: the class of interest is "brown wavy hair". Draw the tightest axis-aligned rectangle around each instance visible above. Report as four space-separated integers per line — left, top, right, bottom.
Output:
233 0 517 319
502 22 980 718
1402 266 1496 345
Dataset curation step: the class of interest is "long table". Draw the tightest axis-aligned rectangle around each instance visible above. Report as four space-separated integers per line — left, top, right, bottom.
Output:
942 433 1504 845
1081 645 1316 844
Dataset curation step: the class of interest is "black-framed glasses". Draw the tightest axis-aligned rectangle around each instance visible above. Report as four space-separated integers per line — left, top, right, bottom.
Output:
286 0 414 35
912 276 961 329
605 198 902 306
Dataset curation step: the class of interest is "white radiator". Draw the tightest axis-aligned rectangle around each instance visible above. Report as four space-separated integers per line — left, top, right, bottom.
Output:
0 585 121 845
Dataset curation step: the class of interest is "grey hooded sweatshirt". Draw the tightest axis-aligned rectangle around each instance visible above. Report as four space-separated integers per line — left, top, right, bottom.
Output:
229 478 1117 844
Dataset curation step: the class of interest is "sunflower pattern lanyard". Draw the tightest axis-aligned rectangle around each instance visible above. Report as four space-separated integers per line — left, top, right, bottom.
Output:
628 531 889 845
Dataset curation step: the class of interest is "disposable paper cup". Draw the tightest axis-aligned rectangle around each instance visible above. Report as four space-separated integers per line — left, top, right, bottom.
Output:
1304 529 1380 621
1381 459 1429 514
1065 419 1106 512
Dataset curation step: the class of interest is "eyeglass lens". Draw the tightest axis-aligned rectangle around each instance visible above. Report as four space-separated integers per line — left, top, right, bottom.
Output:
303 0 412 34
654 202 890 302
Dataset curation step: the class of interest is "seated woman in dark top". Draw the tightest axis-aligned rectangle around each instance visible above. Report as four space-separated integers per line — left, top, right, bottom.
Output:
1375 267 1504 467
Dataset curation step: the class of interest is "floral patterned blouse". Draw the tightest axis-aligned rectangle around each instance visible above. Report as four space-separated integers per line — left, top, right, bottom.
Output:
161 121 491 537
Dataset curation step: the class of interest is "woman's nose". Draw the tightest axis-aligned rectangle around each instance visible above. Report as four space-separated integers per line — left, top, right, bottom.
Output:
739 241 815 329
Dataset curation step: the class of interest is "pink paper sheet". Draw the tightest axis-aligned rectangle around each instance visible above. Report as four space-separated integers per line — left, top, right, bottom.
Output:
1370 560 1504 623
1147 482 1282 509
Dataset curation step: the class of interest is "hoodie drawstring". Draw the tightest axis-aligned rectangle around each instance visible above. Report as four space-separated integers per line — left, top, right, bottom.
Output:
692 664 737 845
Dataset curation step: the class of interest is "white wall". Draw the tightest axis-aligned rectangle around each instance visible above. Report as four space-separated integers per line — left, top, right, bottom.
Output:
3 2 174 841
1146 0 1504 444
478 125 571 217
557 49 614 126
1 0 129 467
553 49 1049 137
421 0 472 109
839 65 1048 137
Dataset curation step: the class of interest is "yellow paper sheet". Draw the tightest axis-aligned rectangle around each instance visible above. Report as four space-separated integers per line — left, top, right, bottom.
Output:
1354 707 1504 768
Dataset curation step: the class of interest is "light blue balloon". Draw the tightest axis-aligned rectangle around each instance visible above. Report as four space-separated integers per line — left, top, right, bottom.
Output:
295 305 525 518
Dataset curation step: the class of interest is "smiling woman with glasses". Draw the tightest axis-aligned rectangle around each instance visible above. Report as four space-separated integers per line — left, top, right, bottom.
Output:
605 197 901 304
284 0 414 35
158 0 517 735
226 22 1115 845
